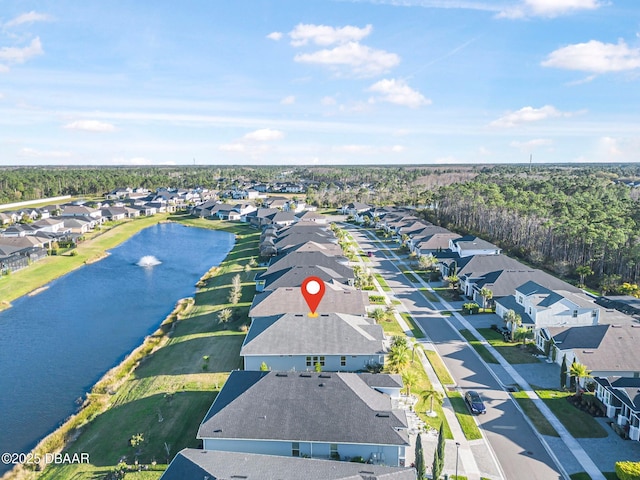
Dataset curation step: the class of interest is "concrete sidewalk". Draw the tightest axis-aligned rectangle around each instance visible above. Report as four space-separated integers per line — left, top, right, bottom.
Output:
361 228 606 480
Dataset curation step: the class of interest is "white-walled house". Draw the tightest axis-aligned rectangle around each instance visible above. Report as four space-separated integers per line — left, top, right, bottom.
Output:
595 376 640 442
197 371 409 466
241 312 387 372
496 281 599 331
449 235 501 258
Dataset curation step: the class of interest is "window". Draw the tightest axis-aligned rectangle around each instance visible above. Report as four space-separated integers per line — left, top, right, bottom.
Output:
308 356 325 367
340 356 346 367
592 310 597 318
292 442 300 457
573 310 578 318
518 295 523 303
330 443 338 459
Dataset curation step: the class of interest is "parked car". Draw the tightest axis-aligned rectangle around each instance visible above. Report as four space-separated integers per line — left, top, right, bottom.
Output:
367 251 373 257
464 390 486 415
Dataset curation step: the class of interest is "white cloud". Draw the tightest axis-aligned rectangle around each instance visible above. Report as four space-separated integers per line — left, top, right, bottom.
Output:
289 24 373 47
599 136 622 155
342 1 502 13
368 78 431 108
490 105 573 127
391 145 405 152
542 40 640 73
0 37 43 67
63 120 117 132
295 42 400 77
280 95 296 105
5 11 53 28
565 74 597 86
266 31 283 41
243 128 284 141
510 138 553 150
498 0 604 18
19 147 70 158
321 96 337 106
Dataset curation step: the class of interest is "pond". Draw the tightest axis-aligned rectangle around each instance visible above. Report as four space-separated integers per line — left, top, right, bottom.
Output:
0 222 234 473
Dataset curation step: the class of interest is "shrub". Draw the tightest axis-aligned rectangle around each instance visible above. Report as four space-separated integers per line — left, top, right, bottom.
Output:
616 461 640 480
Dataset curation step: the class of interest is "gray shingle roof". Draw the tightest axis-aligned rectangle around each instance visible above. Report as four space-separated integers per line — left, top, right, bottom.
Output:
161 449 417 480
198 371 409 446
241 313 385 356
257 252 352 280
250 285 369 317
260 265 352 290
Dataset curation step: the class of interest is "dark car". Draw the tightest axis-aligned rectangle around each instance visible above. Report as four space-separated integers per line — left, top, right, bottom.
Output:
464 390 486 415
367 251 373 257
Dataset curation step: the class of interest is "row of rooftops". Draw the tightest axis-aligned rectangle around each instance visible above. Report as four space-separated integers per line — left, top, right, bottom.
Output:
162 214 414 479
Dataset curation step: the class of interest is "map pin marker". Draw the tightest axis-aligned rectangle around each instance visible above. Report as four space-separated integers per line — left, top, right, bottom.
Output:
301 276 325 318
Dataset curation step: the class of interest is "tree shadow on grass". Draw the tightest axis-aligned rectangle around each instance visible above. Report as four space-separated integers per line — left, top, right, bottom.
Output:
135 335 244 378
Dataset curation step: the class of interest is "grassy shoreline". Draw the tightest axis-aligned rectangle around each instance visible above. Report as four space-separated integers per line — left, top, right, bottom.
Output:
0 214 171 309
3 216 260 480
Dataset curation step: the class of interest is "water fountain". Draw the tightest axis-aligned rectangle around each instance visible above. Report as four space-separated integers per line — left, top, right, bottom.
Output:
137 255 162 267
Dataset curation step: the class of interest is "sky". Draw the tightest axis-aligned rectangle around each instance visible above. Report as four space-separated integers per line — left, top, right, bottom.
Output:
1 0 639 166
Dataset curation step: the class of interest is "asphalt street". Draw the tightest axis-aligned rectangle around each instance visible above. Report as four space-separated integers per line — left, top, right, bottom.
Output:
350 227 564 480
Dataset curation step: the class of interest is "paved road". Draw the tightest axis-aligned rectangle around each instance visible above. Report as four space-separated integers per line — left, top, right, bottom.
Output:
350 227 564 480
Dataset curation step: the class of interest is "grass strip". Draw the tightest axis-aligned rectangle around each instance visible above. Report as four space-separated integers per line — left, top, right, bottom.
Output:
400 312 425 339
419 288 440 303
477 328 540 364
424 349 454 385
374 273 392 292
534 389 608 438
459 329 498 364
447 391 483 440
511 391 559 437
401 270 420 283
377 314 405 337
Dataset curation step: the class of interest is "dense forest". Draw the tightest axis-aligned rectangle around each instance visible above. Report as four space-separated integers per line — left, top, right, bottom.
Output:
3 163 640 290
423 167 640 289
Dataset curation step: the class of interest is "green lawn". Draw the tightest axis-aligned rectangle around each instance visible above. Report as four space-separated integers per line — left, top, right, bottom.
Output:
401 269 420 283
400 312 425 339
368 294 386 305
424 349 454 385
459 329 498 364
432 287 460 302
374 273 392 292
511 391 559 436
447 391 483 440
419 288 439 303
37 221 260 479
535 389 608 438
377 315 406 337
477 328 540 364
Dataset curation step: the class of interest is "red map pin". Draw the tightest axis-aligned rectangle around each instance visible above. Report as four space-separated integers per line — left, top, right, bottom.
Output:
301 276 325 317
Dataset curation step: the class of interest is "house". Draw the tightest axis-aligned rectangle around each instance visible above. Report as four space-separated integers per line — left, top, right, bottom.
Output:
596 295 640 317
255 265 353 292
413 232 461 256
60 205 102 219
1 224 38 237
296 210 328 224
241 312 386 371
535 323 640 379
268 211 297 227
106 187 133 199
439 254 523 292
259 251 351 277
594 377 640 441
0 212 18 225
197 371 409 466
32 218 68 234
449 235 501 257
63 217 94 234
249 284 369 319
263 196 290 210
279 240 344 257
247 208 280 227
473 273 580 310
161 449 416 480
100 207 128 221
341 202 372 217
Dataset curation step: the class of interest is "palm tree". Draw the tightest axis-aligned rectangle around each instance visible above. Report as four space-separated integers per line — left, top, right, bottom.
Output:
420 389 444 417
371 307 386 323
575 265 593 287
446 274 459 291
387 344 410 373
569 362 591 393
479 287 493 309
419 253 437 271
504 309 522 341
401 370 418 396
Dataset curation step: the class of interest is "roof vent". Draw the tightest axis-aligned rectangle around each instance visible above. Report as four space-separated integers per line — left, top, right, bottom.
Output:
294 314 303 317
319 383 325 387
376 413 390 418
319 374 332 378
300 373 312 377
320 314 330 317
213 428 223 433
275 372 288 377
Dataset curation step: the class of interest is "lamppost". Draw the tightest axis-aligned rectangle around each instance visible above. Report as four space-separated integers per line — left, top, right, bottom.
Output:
455 442 460 479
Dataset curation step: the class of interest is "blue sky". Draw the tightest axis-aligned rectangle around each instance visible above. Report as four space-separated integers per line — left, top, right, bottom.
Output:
1 0 639 166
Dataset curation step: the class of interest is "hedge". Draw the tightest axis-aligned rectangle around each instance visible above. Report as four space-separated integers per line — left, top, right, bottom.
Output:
616 461 640 480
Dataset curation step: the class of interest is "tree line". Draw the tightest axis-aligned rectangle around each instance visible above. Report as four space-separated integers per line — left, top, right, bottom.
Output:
423 169 640 289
